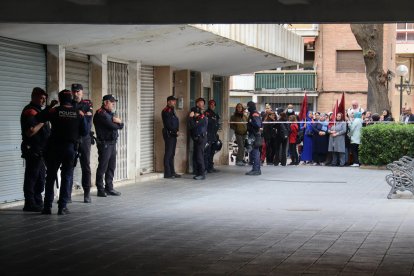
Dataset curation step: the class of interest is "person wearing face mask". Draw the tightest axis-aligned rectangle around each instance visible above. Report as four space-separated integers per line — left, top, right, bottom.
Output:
20 87 53 212
286 104 296 119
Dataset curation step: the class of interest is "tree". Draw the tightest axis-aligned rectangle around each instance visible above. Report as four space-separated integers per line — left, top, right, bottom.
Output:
350 24 390 113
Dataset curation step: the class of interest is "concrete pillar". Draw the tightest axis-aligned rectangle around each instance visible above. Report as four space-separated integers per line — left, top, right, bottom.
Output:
128 61 141 181
90 54 108 108
174 70 190 173
154 66 173 173
217 76 230 165
46 45 65 100
89 54 108 185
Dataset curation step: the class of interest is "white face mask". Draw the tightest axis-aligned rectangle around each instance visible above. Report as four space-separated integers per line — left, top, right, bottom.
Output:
287 109 293 113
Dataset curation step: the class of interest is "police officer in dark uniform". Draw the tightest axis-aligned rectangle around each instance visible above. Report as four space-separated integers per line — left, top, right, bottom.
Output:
70 83 94 203
20 87 51 212
39 89 87 215
162 95 180 179
246 101 262 175
188 98 208 180
204 99 221 173
93 94 124 197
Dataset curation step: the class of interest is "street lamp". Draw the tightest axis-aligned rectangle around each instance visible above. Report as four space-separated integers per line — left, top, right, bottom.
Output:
396 65 409 118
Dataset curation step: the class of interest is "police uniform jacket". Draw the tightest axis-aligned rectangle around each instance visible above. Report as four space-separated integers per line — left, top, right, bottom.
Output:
20 102 51 154
74 99 93 135
37 104 87 144
93 107 124 143
188 110 208 140
204 108 220 142
162 105 179 137
247 111 262 135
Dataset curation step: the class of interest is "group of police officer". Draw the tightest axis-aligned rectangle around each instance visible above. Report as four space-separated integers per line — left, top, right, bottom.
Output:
162 96 222 181
20 84 123 215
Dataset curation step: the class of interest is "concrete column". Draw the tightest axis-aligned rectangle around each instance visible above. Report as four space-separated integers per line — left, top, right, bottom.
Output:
154 66 173 173
89 54 108 186
90 54 108 108
128 61 141 181
217 76 230 165
174 70 190 173
46 45 65 100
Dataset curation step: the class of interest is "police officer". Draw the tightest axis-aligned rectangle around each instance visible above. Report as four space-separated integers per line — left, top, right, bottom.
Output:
70 83 93 203
39 90 87 215
188 98 208 180
246 101 262 175
93 94 124 197
162 95 180 179
20 87 51 212
204 99 221 173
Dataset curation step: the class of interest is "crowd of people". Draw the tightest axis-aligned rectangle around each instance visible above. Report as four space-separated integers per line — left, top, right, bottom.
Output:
21 90 414 214
230 99 414 170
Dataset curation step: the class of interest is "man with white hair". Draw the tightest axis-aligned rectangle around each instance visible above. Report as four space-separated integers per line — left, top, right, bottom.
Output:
347 100 364 120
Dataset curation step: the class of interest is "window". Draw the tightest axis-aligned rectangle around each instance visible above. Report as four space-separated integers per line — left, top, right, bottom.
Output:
397 23 407 30
336 50 365 73
396 23 414 42
397 32 407 41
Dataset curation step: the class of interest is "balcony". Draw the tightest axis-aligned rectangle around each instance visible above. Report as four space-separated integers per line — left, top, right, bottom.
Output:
255 70 316 93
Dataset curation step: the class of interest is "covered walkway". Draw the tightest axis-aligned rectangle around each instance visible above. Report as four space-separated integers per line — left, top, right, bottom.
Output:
1 165 414 275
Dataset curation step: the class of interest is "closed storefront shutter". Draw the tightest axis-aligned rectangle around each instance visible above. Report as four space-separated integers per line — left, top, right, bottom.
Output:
65 52 90 98
0 37 46 203
65 52 90 189
140 65 154 174
107 61 128 181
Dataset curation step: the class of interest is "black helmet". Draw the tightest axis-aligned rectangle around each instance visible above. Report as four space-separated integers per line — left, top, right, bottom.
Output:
214 139 223 152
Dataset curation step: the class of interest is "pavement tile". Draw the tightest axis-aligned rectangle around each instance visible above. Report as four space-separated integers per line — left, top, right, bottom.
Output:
1 165 414 275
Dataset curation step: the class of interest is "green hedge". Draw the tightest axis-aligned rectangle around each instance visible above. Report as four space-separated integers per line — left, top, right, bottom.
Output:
360 124 414 166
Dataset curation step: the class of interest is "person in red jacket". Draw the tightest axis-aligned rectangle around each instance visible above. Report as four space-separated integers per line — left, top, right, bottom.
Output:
288 115 299 165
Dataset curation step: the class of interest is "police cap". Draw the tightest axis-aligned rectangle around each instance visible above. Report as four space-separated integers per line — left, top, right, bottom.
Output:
102 94 118 102
167 95 177 101
71 83 83 91
208 99 216 106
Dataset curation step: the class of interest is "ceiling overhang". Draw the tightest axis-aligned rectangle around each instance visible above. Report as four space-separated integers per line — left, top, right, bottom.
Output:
0 24 299 76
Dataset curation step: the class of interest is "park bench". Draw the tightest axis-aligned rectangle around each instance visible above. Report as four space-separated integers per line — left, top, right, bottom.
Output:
385 156 414 199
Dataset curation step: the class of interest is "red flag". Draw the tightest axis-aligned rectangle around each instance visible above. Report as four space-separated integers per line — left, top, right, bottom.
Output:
338 92 345 117
329 99 339 128
298 93 308 122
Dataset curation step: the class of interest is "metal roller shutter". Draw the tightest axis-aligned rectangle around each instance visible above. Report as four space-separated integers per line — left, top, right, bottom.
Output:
0 37 46 203
140 65 154 174
65 52 90 189
108 61 128 181
65 52 90 98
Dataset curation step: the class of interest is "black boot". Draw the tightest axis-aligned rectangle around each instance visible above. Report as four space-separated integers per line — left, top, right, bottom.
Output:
83 188 91 203
23 203 42 212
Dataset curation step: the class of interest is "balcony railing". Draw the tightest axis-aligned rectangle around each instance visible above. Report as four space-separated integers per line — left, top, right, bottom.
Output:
255 71 316 91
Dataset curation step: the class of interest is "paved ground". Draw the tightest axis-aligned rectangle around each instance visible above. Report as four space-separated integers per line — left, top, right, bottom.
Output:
1 165 414 276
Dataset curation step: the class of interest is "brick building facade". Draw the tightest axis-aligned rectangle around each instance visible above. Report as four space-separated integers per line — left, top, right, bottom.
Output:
315 24 396 115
